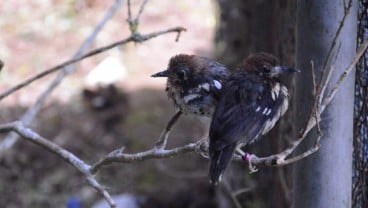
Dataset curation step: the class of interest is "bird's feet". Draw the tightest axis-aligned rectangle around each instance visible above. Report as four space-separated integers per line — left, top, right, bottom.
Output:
242 153 258 173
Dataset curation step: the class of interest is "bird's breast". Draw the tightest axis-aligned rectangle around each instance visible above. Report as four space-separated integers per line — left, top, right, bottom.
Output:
166 82 216 117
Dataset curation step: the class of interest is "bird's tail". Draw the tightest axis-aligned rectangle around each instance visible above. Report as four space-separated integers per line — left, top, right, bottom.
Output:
209 143 237 185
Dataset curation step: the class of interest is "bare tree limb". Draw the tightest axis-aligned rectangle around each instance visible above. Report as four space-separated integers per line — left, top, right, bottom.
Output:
90 141 201 174
0 27 185 102
0 122 117 208
0 0 185 207
0 0 125 155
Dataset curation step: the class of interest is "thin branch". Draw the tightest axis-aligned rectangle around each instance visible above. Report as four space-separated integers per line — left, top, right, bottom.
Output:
127 0 132 21
155 110 182 149
232 186 254 197
90 141 200 174
0 27 186 101
0 59 3 71
318 65 335 107
127 0 149 34
322 40 368 108
0 122 116 208
311 61 317 95
135 0 149 23
322 0 353 69
278 167 291 203
221 179 243 208
0 0 124 155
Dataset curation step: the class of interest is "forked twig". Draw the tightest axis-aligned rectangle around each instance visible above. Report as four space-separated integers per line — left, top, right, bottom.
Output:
155 110 183 149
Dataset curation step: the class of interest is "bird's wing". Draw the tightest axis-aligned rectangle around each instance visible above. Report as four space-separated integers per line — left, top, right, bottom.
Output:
208 75 287 183
209 75 287 151
183 61 229 101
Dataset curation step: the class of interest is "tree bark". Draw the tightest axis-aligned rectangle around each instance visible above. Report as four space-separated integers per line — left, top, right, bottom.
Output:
353 1 368 207
293 1 357 208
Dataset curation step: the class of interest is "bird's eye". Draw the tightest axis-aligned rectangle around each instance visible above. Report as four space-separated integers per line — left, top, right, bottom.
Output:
263 66 271 73
177 68 188 80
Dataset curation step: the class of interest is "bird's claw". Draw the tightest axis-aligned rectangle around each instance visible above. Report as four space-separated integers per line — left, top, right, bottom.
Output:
242 153 258 173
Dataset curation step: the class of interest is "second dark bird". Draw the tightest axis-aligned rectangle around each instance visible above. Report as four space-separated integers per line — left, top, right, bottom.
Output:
208 52 299 185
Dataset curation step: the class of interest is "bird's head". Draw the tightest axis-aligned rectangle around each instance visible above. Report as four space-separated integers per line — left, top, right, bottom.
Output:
242 52 299 78
151 54 197 84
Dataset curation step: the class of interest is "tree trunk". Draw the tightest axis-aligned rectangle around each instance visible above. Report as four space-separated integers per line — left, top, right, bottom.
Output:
293 1 357 208
353 1 368 207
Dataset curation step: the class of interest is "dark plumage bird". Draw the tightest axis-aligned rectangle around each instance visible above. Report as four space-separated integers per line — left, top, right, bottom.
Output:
151 54 229 117
208 52 299 185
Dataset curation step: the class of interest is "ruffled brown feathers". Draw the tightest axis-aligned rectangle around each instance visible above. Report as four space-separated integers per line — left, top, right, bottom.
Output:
241 52 279 72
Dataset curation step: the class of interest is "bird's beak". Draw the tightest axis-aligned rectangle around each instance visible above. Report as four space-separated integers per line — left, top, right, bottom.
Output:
275 66 301 74
151 69 171 77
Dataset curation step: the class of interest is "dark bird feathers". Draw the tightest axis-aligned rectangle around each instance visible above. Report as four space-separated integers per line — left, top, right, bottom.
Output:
209 52 297 184
152 54 229 117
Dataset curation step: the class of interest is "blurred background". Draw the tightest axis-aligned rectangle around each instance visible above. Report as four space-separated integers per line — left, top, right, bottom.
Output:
0 0 297 207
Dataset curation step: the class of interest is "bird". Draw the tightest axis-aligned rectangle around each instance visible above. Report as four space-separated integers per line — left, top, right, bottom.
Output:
151 54 229 117
208 52 299 185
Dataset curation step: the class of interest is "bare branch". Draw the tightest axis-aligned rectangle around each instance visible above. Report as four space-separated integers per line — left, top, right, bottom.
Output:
0 0 125 155
135 0 149 23
0 59 3 71
318 65 335 107
221 179 243 208
127 0 132 22
90 141 201 174
322 40 368 108
311 61 317 95
322 0 353 69
155 110 182 149
127 0 149 34
0 122 116 208
0 27 185 102
232 186 254 197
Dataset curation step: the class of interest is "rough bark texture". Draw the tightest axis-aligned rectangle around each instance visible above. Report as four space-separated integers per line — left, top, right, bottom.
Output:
353 1 368 207
214 1 296 207
293 1 357 208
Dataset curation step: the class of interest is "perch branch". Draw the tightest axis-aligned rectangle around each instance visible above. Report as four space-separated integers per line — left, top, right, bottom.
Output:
89 40 368 173
0 122 116 208
90 141 203 174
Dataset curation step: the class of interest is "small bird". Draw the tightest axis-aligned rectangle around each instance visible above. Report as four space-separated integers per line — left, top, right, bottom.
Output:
151 54 229 117
208 52 299 185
